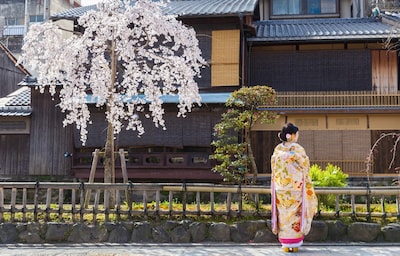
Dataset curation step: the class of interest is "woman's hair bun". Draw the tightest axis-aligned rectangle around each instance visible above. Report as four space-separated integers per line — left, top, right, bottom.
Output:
279 123 299 142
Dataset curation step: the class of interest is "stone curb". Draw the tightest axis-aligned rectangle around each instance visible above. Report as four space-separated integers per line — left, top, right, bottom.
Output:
1 220 399 244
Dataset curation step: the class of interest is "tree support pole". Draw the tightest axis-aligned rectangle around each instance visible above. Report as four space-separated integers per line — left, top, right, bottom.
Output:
119 148 129 201
84 149 100 208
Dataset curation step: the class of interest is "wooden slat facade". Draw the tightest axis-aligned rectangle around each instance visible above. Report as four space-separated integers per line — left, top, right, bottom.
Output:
249 48 372 91
251 129 400 176
372 50 398 93
77 106 224 148
0 42 30 178
28 89 73 176
70 105 225 182
0 134 29 177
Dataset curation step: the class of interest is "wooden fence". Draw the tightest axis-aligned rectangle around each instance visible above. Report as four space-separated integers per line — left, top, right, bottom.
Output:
0 182 399 223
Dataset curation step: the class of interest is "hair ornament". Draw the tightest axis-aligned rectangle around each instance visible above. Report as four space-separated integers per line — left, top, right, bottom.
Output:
286 133 291 140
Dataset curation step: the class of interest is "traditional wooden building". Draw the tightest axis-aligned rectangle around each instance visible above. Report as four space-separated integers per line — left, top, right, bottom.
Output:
4 0 400 182
18 0 261 181
248 0 400 177
0 42 30 178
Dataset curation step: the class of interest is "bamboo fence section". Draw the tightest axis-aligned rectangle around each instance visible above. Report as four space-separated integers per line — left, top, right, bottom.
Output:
0 182 399 223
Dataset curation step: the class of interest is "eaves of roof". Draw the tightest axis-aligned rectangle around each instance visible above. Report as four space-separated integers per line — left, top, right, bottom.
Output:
51 0 258 21
86 92 231 104
0 87 32 117
249 17 400 43
18 76 230 104
0 106 31 116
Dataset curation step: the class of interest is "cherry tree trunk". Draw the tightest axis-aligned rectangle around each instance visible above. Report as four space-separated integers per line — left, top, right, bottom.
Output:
104 120 115 184
104 119 115 207
103 39 118 207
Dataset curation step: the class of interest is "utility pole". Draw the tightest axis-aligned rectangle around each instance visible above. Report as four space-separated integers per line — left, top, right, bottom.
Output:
24 0 29 37
43 0 47 20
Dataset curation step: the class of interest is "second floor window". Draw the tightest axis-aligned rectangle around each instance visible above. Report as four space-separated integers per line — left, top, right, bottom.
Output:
272 0 337 16
5 17 22 26
29 15 44 23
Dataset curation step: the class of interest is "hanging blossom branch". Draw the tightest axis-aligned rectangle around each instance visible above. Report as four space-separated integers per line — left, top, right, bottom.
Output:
365 132 400 185
17 0 206 145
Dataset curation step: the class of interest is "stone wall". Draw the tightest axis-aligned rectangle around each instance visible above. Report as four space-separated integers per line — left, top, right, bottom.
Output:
1 220 400 244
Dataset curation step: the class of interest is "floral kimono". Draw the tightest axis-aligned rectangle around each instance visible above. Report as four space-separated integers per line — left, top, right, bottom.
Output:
271 142 318 248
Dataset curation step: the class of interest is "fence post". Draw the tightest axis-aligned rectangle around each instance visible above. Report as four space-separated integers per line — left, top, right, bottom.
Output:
397 170 400 221
366 184 372 222
196 191 201 216
71 187 76 222
155 189 160 221
351 194 356 221
10 188 16 222
22 188 27 222
143 190 148 219
227 192 232 219
45 188 52 222
0 188 3 222
104 188 110 222
182 182 187 218
79 182 85 222
128 182 133 221
168 191 173 218
238 184 242 219
34 181 39 222
58 188 64 222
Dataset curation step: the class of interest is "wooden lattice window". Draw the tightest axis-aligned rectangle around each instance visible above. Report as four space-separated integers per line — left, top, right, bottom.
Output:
211 30 240 86
0 118 29 134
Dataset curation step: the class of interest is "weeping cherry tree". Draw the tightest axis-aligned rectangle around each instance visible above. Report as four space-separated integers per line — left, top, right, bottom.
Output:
18 0 205 185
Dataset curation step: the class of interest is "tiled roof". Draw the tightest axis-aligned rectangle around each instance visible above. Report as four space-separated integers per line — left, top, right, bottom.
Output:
51 0 257 20
51 4 96 20
250 17 400 42
0 87 31 116
164 0 257 17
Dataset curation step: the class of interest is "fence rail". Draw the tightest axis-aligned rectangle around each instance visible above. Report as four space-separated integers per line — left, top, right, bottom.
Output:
0 182 399 223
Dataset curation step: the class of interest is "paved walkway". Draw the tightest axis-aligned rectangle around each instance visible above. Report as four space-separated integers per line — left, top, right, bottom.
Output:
1 243 400 256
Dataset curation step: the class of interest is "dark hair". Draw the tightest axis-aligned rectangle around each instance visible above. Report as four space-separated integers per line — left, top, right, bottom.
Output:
278 123 299 142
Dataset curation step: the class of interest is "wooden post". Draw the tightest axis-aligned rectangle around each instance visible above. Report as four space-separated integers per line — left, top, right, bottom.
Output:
84 149 100 208
119 149 128 183
0 188 3 222
119 148 129 201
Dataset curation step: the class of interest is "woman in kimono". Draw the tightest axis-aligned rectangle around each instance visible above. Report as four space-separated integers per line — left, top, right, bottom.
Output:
271 123 318 252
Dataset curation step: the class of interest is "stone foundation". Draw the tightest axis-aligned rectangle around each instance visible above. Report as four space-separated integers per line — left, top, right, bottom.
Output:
1 220 399 244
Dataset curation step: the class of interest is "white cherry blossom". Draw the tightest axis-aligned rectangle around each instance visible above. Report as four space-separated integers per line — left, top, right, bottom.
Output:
18 0 205 146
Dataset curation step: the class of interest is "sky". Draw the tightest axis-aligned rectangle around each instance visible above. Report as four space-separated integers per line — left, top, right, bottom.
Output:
81 0 100 6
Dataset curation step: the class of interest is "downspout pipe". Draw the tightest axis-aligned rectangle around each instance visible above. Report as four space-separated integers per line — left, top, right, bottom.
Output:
247 41 252 88
239 12 245 87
